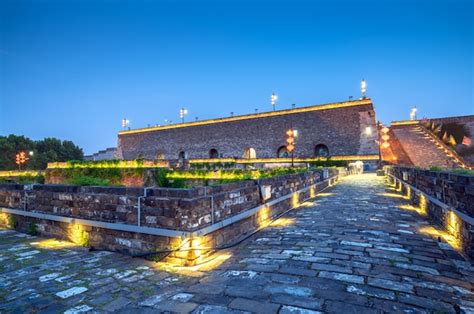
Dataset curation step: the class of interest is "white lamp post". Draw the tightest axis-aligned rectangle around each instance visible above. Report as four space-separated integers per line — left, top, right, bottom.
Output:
271 93 278 111
361 79 367 99
121 118 130 130
410 107 417 120
179 108 188 123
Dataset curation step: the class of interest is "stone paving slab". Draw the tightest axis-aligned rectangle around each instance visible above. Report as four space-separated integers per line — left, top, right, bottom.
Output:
1 174 474 313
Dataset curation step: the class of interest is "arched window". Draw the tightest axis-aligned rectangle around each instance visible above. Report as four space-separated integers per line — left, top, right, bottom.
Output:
209 148 219 159
277 146 289 158
314 144 329 157
178 151 186 161
243 147 256 159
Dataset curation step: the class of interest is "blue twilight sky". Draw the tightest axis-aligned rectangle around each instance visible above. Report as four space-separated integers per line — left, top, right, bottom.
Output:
1 0 473 154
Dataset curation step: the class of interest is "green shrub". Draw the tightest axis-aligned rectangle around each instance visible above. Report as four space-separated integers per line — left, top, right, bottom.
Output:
308 159 347 168
27 222 38 236
68 176 111 186
7 215 17 229
169 178 187 188
451 169 474 175
429 166 443 172
153 168 171 187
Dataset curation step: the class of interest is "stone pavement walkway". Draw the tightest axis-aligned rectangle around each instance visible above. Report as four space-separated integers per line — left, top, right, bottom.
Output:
1 174 474 313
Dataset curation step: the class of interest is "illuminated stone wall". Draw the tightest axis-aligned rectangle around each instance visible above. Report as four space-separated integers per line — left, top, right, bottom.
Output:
389 167 474 258
117 100 378 161
0 168 338 264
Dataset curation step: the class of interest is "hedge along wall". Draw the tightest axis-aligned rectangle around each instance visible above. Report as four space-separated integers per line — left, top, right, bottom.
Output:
0 168 339 265
387 166 474 259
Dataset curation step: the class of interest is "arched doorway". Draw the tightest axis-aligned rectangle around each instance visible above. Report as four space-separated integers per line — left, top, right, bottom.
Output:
314 144 329 157
209 148 219 159
277 146 289 158
243 147 256 159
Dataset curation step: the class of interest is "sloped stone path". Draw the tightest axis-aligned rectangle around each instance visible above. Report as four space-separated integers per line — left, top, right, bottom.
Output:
1 174 473 313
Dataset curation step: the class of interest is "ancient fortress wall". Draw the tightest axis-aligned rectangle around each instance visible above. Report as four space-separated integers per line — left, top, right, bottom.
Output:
117 100 379 160
0 169 339 265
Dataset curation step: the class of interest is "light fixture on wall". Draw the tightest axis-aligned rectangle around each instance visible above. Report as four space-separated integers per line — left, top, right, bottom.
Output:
365 126 372 136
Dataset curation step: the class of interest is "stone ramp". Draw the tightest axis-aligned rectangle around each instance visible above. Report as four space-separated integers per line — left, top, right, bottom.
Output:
392 125 454 168
1 174 474 313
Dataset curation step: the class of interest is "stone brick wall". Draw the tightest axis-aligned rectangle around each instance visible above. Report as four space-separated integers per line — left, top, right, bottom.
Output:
118 100 378 160
388 166 474 258
0 168 338 264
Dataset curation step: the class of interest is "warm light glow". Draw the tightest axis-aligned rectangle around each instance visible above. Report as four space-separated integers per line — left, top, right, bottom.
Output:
47 160 168 169
310 186 316 198
0 170 43 177
382 134 390 141
397 204 419 212
188 155 380 164
379 192 405 199
68 224 89 247
270 218 295 227
0 213 9 225
258 206 271 226
382 142 390 149
405 185 411 200
365 126 372 135
188 237 202 259
30 239 76 250
446 211 461 240
396 181 402 192
292 192 300 208
157 251 232 274
418 226 460 251
391 120 419 126
316 192 334 197
419 194 428 216
381 127 390 134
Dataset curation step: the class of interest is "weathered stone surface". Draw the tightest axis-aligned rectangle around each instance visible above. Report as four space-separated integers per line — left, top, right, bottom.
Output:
1 174 473 313
118 100 378 160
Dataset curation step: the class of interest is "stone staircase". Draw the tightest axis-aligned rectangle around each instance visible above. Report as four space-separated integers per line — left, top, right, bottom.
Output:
391 124 465 169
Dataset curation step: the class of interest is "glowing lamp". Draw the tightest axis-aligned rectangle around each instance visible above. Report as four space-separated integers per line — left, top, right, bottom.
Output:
361 79 367 98
121 118 130 129
381 127 389 134
179 108 188 123
382 142 390 149
382 134 390 141
271 93 278 105
365 126 372 135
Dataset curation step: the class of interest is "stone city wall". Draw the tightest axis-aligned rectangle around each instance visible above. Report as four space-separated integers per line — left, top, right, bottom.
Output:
0 168 338 264
388 166 474 259
118 100 378 160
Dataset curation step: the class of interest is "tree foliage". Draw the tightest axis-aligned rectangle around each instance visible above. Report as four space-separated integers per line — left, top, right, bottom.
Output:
0 134 84 170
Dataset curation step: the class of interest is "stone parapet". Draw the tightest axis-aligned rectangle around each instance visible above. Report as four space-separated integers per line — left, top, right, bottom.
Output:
387 166 474 259
0 168 338 265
